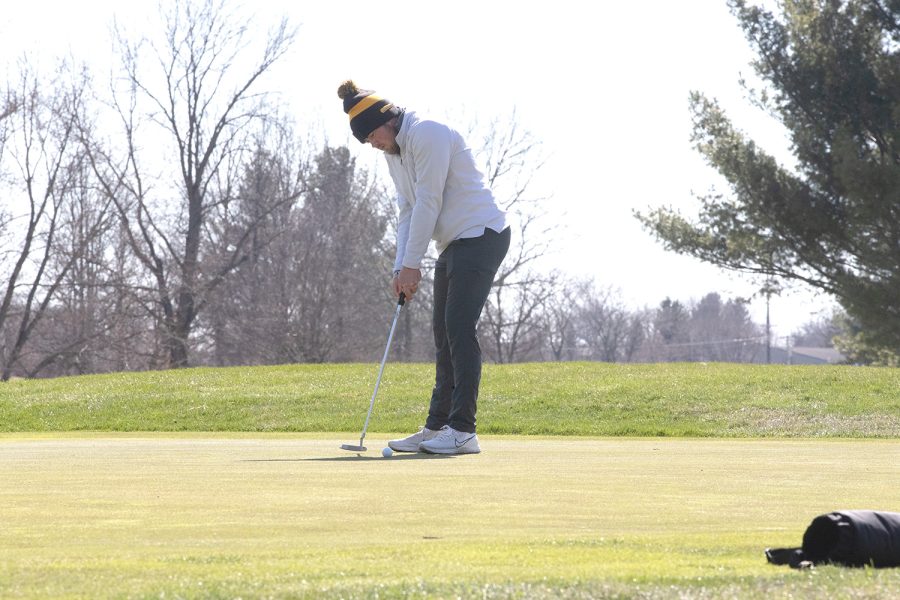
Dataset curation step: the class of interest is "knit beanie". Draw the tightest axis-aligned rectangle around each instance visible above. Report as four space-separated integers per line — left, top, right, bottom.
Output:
337 80 401 143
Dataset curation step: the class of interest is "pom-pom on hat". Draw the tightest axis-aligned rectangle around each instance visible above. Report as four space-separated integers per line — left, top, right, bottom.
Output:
337 80 401 143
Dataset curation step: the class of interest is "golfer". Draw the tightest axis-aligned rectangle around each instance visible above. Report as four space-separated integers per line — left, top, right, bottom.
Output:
338 80 510 455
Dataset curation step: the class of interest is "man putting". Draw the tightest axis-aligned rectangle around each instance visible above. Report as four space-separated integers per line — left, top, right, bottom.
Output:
337 80 510 455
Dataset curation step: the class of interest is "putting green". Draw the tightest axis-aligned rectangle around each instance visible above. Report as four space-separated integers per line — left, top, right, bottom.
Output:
2 435 899 598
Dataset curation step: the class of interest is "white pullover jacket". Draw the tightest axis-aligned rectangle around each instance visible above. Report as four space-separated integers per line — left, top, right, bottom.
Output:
386 110 507 272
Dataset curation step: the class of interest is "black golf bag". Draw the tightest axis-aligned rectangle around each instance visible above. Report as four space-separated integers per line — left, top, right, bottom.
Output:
767 510 900 568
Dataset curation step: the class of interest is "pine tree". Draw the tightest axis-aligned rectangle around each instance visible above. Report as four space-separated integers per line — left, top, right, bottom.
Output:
637 0 900 358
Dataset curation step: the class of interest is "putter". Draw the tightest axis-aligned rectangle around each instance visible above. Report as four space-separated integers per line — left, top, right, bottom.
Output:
341 293 406 452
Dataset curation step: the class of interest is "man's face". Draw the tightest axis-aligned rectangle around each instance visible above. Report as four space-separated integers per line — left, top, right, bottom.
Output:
366 123 400 155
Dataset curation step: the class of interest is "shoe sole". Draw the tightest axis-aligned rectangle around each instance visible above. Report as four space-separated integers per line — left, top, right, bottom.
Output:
389 438 442 452
387 442 423 453
419 445 481 455
390 433 444 453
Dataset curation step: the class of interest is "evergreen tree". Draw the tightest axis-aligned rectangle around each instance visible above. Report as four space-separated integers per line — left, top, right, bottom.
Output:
637 0 900 357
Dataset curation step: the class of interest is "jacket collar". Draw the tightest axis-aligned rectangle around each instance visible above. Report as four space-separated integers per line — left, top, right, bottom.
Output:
396 109 413 154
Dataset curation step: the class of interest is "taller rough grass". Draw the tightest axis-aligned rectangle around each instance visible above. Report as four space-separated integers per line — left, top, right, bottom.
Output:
1 362 897 436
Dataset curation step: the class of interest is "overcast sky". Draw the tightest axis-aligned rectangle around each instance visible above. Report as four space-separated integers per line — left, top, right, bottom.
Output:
1 0 836 339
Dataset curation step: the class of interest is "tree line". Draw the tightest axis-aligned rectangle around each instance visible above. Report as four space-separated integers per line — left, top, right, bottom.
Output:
2 0 896 378
0 0 773 380
0 0 558 378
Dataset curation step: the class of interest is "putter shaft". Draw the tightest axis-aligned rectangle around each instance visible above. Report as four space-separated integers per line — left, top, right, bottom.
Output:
341 294 406 452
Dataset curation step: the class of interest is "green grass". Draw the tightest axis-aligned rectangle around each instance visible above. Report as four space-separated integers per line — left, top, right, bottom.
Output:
2 362 900 598
2 435 900 599
1 362 899 436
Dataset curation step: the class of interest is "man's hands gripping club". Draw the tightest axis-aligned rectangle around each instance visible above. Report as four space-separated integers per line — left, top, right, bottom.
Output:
393 267 421 301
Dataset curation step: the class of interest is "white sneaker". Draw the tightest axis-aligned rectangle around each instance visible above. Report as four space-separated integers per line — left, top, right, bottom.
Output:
418 425 481 455
388 427 440 452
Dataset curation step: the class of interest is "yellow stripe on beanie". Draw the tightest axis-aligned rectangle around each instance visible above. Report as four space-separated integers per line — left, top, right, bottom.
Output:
338 81 400 143
348 94 383 120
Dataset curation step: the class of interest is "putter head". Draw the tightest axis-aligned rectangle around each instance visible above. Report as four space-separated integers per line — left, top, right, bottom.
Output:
340 444 367 452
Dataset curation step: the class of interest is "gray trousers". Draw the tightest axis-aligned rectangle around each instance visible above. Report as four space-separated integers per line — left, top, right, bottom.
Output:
425 227 511 434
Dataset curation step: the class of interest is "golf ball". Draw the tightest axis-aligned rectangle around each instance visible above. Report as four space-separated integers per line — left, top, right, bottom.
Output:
382 447 393 458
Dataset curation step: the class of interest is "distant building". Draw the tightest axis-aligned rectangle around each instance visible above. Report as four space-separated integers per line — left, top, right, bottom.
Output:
763 346 845 365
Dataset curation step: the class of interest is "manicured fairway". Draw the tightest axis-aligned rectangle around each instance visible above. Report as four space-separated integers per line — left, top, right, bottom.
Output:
2 435 900 598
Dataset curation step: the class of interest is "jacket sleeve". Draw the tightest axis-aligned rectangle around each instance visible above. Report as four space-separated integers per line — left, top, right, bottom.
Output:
394 194 412 273
401 121 451 268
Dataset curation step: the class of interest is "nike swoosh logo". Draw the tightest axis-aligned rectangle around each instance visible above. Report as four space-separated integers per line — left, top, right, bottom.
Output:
455 435 476 448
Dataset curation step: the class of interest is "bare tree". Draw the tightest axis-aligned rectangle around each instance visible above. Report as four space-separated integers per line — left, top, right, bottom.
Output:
572 283 645 363
16 150 120 377
471 114 558 363
484 271 558 363
86 0 298 368
0 60 105 380
202 142 395 365
536 280 580 361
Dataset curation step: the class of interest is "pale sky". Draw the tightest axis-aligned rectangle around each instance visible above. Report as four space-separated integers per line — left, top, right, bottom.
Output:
1 0 836 339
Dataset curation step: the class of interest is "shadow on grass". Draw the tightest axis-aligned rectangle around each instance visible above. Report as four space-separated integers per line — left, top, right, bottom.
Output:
240 453 456 462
